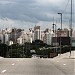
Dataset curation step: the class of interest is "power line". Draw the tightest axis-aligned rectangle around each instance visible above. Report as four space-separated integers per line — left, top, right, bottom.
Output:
62 0 70 14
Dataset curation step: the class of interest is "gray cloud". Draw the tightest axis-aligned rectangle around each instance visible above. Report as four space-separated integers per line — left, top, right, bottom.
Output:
0 0 75 29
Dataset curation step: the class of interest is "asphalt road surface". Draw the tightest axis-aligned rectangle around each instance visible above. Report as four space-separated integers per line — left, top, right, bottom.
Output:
0 58 75 75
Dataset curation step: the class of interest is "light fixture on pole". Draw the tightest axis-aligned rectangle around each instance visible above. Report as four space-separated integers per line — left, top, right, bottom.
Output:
58 13 62 30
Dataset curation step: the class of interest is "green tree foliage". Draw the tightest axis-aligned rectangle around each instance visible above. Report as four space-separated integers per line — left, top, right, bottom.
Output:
0 44 8 57
8 49 25 58
24 42 31 58
1 39 75 58
8 44 26 58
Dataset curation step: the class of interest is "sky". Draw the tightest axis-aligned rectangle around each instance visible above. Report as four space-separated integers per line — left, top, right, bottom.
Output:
0 0 75 30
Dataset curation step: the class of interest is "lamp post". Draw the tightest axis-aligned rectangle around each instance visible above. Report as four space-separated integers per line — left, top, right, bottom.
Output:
58 13 62 56
69 0 73 57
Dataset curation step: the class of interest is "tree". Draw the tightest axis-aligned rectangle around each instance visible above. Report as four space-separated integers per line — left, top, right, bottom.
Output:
0 44 8 57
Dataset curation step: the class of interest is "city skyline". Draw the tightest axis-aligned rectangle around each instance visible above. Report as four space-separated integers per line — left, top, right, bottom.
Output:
0 25 72 45
0 0 75 30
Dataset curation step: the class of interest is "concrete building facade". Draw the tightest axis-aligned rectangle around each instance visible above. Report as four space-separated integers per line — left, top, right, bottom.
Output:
34 26 41 40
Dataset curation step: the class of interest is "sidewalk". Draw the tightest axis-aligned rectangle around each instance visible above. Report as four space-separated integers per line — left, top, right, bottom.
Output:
64 51 75 59
54 51 75 59
0 56 3 59
68 51 75 59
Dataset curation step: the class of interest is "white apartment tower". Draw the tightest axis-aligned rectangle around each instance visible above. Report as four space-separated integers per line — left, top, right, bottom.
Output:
34 25 41 40
43 29 54 45
5 33 9 44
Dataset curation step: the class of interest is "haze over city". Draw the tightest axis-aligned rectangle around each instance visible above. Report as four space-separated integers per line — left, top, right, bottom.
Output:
0 0 75 30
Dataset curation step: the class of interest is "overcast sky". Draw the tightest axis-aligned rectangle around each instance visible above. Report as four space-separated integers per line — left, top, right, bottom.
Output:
0 0 75 30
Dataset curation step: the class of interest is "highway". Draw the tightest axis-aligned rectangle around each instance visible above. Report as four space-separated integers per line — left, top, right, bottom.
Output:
0 58 75 75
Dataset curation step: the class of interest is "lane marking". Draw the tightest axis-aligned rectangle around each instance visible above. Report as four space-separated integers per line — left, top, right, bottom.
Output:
63 64 66 66
12 63 15 66
57 61 59 62
1 70 6 73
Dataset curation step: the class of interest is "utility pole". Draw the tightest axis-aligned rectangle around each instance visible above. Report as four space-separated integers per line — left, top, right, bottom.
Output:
70 0 73 57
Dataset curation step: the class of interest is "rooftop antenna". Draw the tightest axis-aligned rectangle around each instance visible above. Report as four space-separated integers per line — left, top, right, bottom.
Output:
52 17 55 32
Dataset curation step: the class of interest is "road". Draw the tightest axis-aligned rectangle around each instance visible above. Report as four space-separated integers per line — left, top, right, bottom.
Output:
0 58 75 75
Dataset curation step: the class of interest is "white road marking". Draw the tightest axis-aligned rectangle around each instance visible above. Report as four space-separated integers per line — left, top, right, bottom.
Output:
63 64 66 66
57 61 59 62
12 63 15 65
1 70 6 73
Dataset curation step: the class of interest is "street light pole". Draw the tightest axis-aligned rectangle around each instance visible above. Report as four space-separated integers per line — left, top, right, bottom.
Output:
58 13 62 56
58 13 62 30
70 0 73 57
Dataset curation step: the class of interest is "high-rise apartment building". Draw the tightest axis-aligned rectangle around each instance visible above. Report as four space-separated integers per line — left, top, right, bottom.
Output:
43 29 54 45
57 28 69 37
52 28 70 46
34 25 41 40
